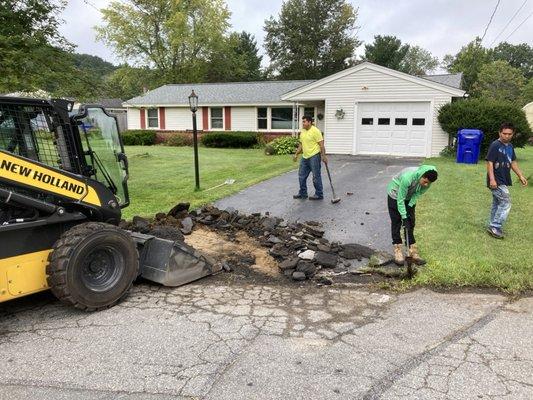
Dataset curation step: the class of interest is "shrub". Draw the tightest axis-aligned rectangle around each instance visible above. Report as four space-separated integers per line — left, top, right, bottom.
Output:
166 133 194 147
438 98 532 154
121 130 157 145
267 136 300 155
201 131 258 148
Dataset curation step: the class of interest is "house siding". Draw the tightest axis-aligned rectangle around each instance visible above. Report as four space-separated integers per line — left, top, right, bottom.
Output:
165 107 199 131
286 67 458 155
128 108 141 130
231 107 257 131
431 96 452 156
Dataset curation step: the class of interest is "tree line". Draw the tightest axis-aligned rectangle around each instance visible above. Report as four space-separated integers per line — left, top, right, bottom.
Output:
1 0 531 106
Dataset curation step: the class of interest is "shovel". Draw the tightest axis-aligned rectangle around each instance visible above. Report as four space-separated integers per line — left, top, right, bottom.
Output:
204 179 235 192
403 224 415 279
324 164 341 204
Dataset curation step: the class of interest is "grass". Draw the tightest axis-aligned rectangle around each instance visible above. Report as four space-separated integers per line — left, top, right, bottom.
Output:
122 144 532 294
414 146 533 294
122 146 296 219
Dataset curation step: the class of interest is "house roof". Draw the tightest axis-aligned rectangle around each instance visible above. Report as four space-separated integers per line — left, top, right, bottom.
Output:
94 98 125 109
124 63 464 107
419 73 463 89
124 80 315 107
282 62 466 100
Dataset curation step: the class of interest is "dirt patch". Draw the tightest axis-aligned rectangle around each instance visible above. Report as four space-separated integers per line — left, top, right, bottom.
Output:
185 227 280 278
122 203 403 287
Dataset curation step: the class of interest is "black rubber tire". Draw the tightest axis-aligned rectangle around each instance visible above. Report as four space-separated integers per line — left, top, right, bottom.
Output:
46 222 139 311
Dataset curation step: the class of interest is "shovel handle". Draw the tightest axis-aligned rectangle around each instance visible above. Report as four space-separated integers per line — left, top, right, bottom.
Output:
325 164 337 198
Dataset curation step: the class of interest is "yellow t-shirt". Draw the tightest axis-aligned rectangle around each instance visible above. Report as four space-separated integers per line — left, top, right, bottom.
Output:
300 125 323 159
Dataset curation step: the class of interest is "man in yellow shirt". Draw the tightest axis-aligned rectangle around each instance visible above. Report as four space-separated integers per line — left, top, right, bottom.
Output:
292 115 328 200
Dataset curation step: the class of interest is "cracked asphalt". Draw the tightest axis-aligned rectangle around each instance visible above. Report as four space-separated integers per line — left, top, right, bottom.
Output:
1 282 531 399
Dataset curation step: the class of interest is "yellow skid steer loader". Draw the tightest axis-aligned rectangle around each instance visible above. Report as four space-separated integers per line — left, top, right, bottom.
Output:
0 97 218 311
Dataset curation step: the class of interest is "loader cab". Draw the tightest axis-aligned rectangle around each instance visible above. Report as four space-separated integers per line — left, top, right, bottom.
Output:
72 105 130 208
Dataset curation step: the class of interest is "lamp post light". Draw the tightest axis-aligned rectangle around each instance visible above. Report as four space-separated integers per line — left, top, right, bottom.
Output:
188 90 200 191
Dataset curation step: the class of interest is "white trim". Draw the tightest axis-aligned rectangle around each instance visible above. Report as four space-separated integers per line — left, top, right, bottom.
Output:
125 102 294 108
427 100 435 157
323 99 328 148
281 62 465 100
352 102 358 155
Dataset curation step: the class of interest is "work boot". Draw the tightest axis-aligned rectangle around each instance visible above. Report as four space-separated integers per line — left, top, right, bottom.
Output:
393 244 404 266
408 244 426 265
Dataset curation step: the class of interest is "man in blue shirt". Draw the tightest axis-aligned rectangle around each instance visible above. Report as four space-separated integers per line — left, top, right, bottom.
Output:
485 122 528 239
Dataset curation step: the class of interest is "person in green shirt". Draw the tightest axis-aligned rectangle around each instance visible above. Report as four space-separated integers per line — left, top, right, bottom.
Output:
386 165 438 265
292 115 328 200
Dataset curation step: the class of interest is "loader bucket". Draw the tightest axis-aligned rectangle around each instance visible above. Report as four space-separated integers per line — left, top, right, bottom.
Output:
130 232 221 286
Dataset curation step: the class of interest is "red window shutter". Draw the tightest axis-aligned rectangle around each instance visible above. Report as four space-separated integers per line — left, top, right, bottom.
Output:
224 107 231 130
140 108 146 129
202 107 209 130
159 107 166 130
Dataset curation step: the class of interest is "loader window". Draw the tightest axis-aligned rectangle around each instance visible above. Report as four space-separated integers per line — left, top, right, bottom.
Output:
78 108 128 207
0 104 69 169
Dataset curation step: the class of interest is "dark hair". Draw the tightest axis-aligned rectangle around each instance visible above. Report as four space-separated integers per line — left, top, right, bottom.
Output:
302 115 314 122
422 170 438 182
499 122 515 132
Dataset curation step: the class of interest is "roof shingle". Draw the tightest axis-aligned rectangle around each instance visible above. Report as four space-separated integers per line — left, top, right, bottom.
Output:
125 80 315 106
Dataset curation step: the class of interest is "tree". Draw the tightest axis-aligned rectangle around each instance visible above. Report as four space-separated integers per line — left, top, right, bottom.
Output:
443 38 492 93
473 61 525 102
96 0 231 83
104 65 163 100
73 53 117 78
492 42 533 79
401 46 439 75
363 35 409 71
0 0 73 93
519 78 533 106
264 0 360 79
206 32 263 82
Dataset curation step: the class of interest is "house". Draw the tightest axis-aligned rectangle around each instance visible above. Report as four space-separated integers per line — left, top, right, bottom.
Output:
124 62 465 157
523 102 533 132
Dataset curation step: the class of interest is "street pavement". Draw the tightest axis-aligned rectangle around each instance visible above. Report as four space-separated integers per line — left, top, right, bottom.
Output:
216 155 422 251
1 282 531 399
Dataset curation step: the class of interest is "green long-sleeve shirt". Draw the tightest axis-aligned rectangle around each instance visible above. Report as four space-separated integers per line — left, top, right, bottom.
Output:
387 165 437 219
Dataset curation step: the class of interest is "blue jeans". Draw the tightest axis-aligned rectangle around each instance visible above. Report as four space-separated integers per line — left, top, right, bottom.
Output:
298 153 323 197
489 185 511 229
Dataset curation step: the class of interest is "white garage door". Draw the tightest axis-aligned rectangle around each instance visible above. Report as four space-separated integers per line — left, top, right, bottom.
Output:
356 102 430 156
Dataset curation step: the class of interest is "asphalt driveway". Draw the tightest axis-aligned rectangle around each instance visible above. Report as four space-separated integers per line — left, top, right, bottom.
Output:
217 155 422 252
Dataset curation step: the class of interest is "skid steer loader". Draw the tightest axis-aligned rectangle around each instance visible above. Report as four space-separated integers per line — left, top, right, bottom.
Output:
0 96 219 311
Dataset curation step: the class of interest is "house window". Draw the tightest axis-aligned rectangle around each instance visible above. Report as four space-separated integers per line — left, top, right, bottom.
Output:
210 107 223 129
271 107 293 129
412 118 426 126
378 118 390 125
361 118 373 125
147 108 158 128
395 118 408 125
257 107 267 130
304 107 315 120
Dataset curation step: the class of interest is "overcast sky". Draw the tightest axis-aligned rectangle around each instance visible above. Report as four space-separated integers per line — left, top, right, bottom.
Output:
59 0 533 72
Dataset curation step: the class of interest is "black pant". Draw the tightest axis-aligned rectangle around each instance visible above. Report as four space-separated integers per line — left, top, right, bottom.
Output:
387 195 416 245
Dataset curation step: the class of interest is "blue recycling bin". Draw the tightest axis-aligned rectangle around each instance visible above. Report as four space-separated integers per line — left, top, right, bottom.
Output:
456 129 484 164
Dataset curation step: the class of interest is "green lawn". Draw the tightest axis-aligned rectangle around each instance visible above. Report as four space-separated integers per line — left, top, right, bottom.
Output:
122 144 532 294
415 146 533 294
122 146 296 219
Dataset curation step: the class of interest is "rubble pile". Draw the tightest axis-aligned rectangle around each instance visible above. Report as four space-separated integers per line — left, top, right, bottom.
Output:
121 203 395 284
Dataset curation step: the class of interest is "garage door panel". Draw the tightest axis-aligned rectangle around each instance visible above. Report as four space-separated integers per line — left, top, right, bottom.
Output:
356 102 430 157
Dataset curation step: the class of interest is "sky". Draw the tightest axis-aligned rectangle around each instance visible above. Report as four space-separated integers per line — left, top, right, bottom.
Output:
59 0 533 72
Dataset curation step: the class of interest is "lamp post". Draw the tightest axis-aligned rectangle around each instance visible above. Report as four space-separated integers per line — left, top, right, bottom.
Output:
188 90 200 191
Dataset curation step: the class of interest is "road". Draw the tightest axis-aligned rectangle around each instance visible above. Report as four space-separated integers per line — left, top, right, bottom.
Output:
1 281 531 399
